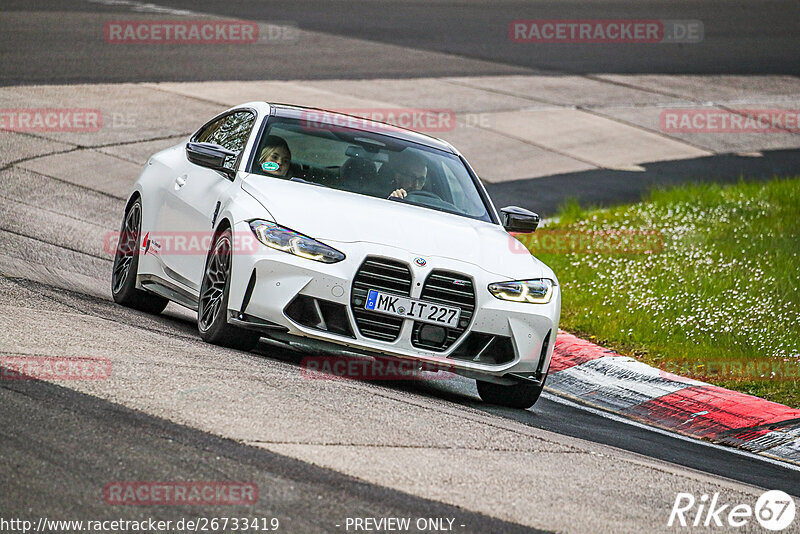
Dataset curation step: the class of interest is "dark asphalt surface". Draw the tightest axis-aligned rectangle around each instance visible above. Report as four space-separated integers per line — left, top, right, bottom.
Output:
0 367 545 533
1 0 799 86
368 370 800 498
154 0 800 75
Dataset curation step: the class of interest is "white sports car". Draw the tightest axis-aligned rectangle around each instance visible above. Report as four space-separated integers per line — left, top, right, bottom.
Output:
112 102 560 408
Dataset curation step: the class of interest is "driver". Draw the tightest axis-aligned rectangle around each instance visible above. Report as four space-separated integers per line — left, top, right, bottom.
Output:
388 151 427 199
258 136 292 177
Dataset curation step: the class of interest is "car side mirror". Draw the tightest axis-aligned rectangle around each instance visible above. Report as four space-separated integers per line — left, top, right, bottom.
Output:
500 206 539 233
186 142 237 178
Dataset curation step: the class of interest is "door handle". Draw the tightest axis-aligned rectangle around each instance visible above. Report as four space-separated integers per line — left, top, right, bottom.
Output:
174 175 187 190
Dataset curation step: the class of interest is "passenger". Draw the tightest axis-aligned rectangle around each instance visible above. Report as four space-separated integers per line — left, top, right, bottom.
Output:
388 151 427 199
258 136 291 177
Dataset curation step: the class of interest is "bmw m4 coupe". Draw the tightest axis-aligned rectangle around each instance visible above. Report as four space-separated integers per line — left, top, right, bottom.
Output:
112 102 560 408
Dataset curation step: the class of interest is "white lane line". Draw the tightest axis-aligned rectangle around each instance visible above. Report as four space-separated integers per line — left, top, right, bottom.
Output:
541 391 800 473
85 0 199 16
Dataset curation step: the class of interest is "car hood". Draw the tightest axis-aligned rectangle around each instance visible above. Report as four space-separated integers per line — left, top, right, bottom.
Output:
241 174 547 280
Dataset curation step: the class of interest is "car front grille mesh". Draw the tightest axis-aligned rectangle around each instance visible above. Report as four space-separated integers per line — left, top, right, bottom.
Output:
351 257 412 341
411 270 475 351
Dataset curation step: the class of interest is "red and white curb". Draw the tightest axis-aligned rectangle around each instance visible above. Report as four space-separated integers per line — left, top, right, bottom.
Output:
546 331 800 466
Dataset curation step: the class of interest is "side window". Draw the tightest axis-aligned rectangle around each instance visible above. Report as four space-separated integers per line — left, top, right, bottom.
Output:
194 111 256 169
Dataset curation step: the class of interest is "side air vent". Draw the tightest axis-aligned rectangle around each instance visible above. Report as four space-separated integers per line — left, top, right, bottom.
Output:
449 332 516 366
285 295 355 338
536 330 552 377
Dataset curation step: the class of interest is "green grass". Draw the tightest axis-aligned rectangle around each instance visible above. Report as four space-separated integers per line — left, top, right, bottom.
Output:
531 178 800 408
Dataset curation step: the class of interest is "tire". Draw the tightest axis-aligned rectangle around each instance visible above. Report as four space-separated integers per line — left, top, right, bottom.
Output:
476 377 545 409
111 198 169 314
197 228 260 351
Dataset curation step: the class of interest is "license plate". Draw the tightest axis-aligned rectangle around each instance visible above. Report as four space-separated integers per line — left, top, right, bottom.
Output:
364 289 461 328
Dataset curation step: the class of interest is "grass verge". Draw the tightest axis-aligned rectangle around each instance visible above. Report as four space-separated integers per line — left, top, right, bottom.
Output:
527 178 800 408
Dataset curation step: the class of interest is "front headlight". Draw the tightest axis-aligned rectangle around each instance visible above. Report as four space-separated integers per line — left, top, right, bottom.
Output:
249 220 345 264
488 279 554 304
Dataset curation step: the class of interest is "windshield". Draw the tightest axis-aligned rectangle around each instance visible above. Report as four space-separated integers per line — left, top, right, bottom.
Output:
248 116 493 222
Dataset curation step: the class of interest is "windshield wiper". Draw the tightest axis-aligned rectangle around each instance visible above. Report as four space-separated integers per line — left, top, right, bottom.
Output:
290 177 328 188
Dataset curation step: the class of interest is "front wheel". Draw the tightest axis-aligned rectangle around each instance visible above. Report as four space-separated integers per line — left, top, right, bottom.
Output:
111 198 169 314
476 378 545 409
197 228 260 351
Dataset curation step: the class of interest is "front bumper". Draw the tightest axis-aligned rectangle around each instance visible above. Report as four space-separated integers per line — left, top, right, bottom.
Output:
228 221 560 381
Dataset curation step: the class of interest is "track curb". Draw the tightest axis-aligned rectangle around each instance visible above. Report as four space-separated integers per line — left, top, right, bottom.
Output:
546 330 800 466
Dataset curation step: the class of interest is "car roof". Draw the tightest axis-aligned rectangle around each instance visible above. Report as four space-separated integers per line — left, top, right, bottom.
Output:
267 103 458 154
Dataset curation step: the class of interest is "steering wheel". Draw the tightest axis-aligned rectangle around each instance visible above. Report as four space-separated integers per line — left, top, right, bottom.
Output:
403 189 459 212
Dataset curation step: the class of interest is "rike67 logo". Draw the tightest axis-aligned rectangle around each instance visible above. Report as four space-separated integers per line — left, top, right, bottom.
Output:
669 490 796 530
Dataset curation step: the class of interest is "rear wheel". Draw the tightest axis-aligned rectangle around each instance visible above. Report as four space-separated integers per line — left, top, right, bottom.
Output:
197 228 260 351
476 377 545 409
111 199 169 314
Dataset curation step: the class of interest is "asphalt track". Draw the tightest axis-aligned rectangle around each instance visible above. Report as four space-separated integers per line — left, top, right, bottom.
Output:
2 0 799 86
2 1 800 532
0 367 541 534
1 275 798 530
150 0 800 75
